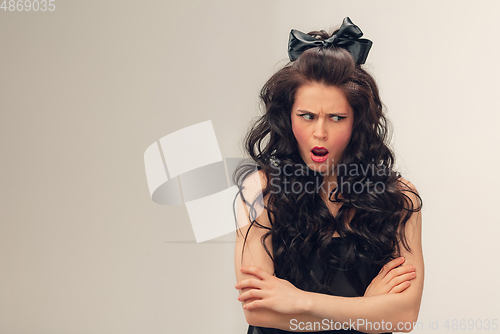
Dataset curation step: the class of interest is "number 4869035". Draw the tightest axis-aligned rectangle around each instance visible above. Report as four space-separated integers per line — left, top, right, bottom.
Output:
1 0 56 11
443 319 498 331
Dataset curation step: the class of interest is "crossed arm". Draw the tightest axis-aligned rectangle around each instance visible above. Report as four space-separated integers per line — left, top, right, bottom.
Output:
233 179 424 333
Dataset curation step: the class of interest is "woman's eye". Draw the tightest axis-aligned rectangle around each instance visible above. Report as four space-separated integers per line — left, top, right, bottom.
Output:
331 115 345 122
300 114 313 120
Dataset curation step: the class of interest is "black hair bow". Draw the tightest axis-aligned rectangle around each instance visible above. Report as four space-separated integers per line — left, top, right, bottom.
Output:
287 17 373 64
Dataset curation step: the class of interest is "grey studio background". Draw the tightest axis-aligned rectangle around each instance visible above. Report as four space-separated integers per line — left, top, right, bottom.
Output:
1 1 499 333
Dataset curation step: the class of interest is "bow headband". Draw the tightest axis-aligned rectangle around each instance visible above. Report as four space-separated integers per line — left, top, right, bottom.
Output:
287 17 373 64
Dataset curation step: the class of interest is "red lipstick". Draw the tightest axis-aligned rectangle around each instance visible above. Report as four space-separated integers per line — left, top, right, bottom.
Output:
311 146 329 163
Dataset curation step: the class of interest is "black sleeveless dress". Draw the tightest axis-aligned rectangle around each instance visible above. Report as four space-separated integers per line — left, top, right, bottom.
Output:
246 237 391 333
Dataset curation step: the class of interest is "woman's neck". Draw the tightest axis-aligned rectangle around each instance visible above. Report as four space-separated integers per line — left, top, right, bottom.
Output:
321 172 338 201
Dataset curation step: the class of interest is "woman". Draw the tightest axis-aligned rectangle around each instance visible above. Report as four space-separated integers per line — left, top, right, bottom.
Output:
233 17 423 333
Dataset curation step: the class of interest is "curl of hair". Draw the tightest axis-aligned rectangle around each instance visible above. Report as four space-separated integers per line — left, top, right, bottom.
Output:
233 28 422 296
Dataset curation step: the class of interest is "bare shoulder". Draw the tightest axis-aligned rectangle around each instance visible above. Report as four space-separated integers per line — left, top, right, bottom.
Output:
257 168 268 186
396 177 422 209
397 177 418 193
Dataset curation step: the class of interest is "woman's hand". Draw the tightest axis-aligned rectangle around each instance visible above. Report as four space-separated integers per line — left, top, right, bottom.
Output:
235 266 309 315
364 256 416 297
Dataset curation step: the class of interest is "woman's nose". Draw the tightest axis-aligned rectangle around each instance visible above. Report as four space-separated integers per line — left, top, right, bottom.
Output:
313 119 327 139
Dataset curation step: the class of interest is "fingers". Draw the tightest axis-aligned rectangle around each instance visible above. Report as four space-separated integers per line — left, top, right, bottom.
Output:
389 270 416 286
238 288 264 302
378 257 405 277
365 259 417 297
235 273 266 304
377 259 417 295
384 264 416 282
239 266 271 280
389 280 411 294
242 299 265 310
235 267 272 306
234 278 263 290
385 266 416 294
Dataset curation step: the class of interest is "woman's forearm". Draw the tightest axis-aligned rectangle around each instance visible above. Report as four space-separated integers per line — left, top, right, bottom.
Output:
245 308 338 333
247 291 420 333
301 291 420 333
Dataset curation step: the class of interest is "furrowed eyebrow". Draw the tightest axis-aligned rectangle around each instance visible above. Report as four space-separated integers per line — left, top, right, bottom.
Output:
296 109 348 116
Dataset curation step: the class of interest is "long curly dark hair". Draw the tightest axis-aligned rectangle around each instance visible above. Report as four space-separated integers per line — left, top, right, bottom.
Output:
234 28 422 296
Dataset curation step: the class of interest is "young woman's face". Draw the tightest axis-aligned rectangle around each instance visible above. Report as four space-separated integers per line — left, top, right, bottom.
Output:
291 83 354 176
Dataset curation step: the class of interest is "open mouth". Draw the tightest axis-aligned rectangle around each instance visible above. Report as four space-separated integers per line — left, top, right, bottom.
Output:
311 146 329 163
